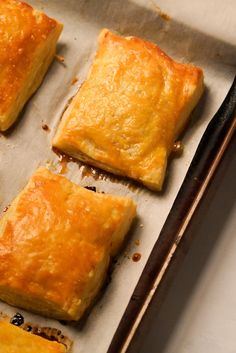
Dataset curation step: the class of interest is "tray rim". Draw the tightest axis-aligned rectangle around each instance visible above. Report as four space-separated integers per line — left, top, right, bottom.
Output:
108 77 236 353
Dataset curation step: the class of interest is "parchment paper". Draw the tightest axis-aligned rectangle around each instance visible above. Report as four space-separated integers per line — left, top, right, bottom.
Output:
0 1 235 352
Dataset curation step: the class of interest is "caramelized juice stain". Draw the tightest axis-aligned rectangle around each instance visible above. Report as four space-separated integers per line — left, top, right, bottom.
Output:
81 165 141 191
71 77 78 85
52 148 141 192
172 140 184 156
53 148 75 163
59 155 69 174
81 165 101 180
3 311 71 350
21 323 72 349
52 147 77 175
151 1 171 21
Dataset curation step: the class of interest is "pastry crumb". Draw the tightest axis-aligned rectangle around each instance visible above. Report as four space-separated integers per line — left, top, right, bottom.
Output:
42 123 50 131
55 54 65 63
71 77 78 85
160 12 171 21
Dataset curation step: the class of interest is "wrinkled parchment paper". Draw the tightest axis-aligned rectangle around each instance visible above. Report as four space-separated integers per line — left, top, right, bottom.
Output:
0 0 235 352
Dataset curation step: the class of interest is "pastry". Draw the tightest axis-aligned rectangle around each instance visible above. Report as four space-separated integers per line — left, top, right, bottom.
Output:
0 0 63 131
0 167 136 320
0 321 66 353
53 29 204 191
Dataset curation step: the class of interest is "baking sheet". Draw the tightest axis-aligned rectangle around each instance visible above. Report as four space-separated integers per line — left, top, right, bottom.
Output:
0 0 235 352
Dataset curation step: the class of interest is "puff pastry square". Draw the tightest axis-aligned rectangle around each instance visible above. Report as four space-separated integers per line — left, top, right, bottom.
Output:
0 167 136 320
0 321 66 353
0 0 63 131
53 29 204 191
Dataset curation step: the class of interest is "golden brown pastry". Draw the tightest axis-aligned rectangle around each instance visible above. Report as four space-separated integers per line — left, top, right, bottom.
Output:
53 29 204 191
0 321 66 353
0 0 63 131
0 167 136 320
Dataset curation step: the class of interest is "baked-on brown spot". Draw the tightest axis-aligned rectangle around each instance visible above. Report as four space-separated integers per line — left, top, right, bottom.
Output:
42 124 50 131
172 140 184 156
3 206 9 213
151 2 171 21
71 77 78 85
132 253 141 262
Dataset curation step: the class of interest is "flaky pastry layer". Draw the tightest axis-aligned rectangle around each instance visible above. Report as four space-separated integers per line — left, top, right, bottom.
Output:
53 29 204 190
0 0 63 131
0 321 66 353
0 167 136 320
